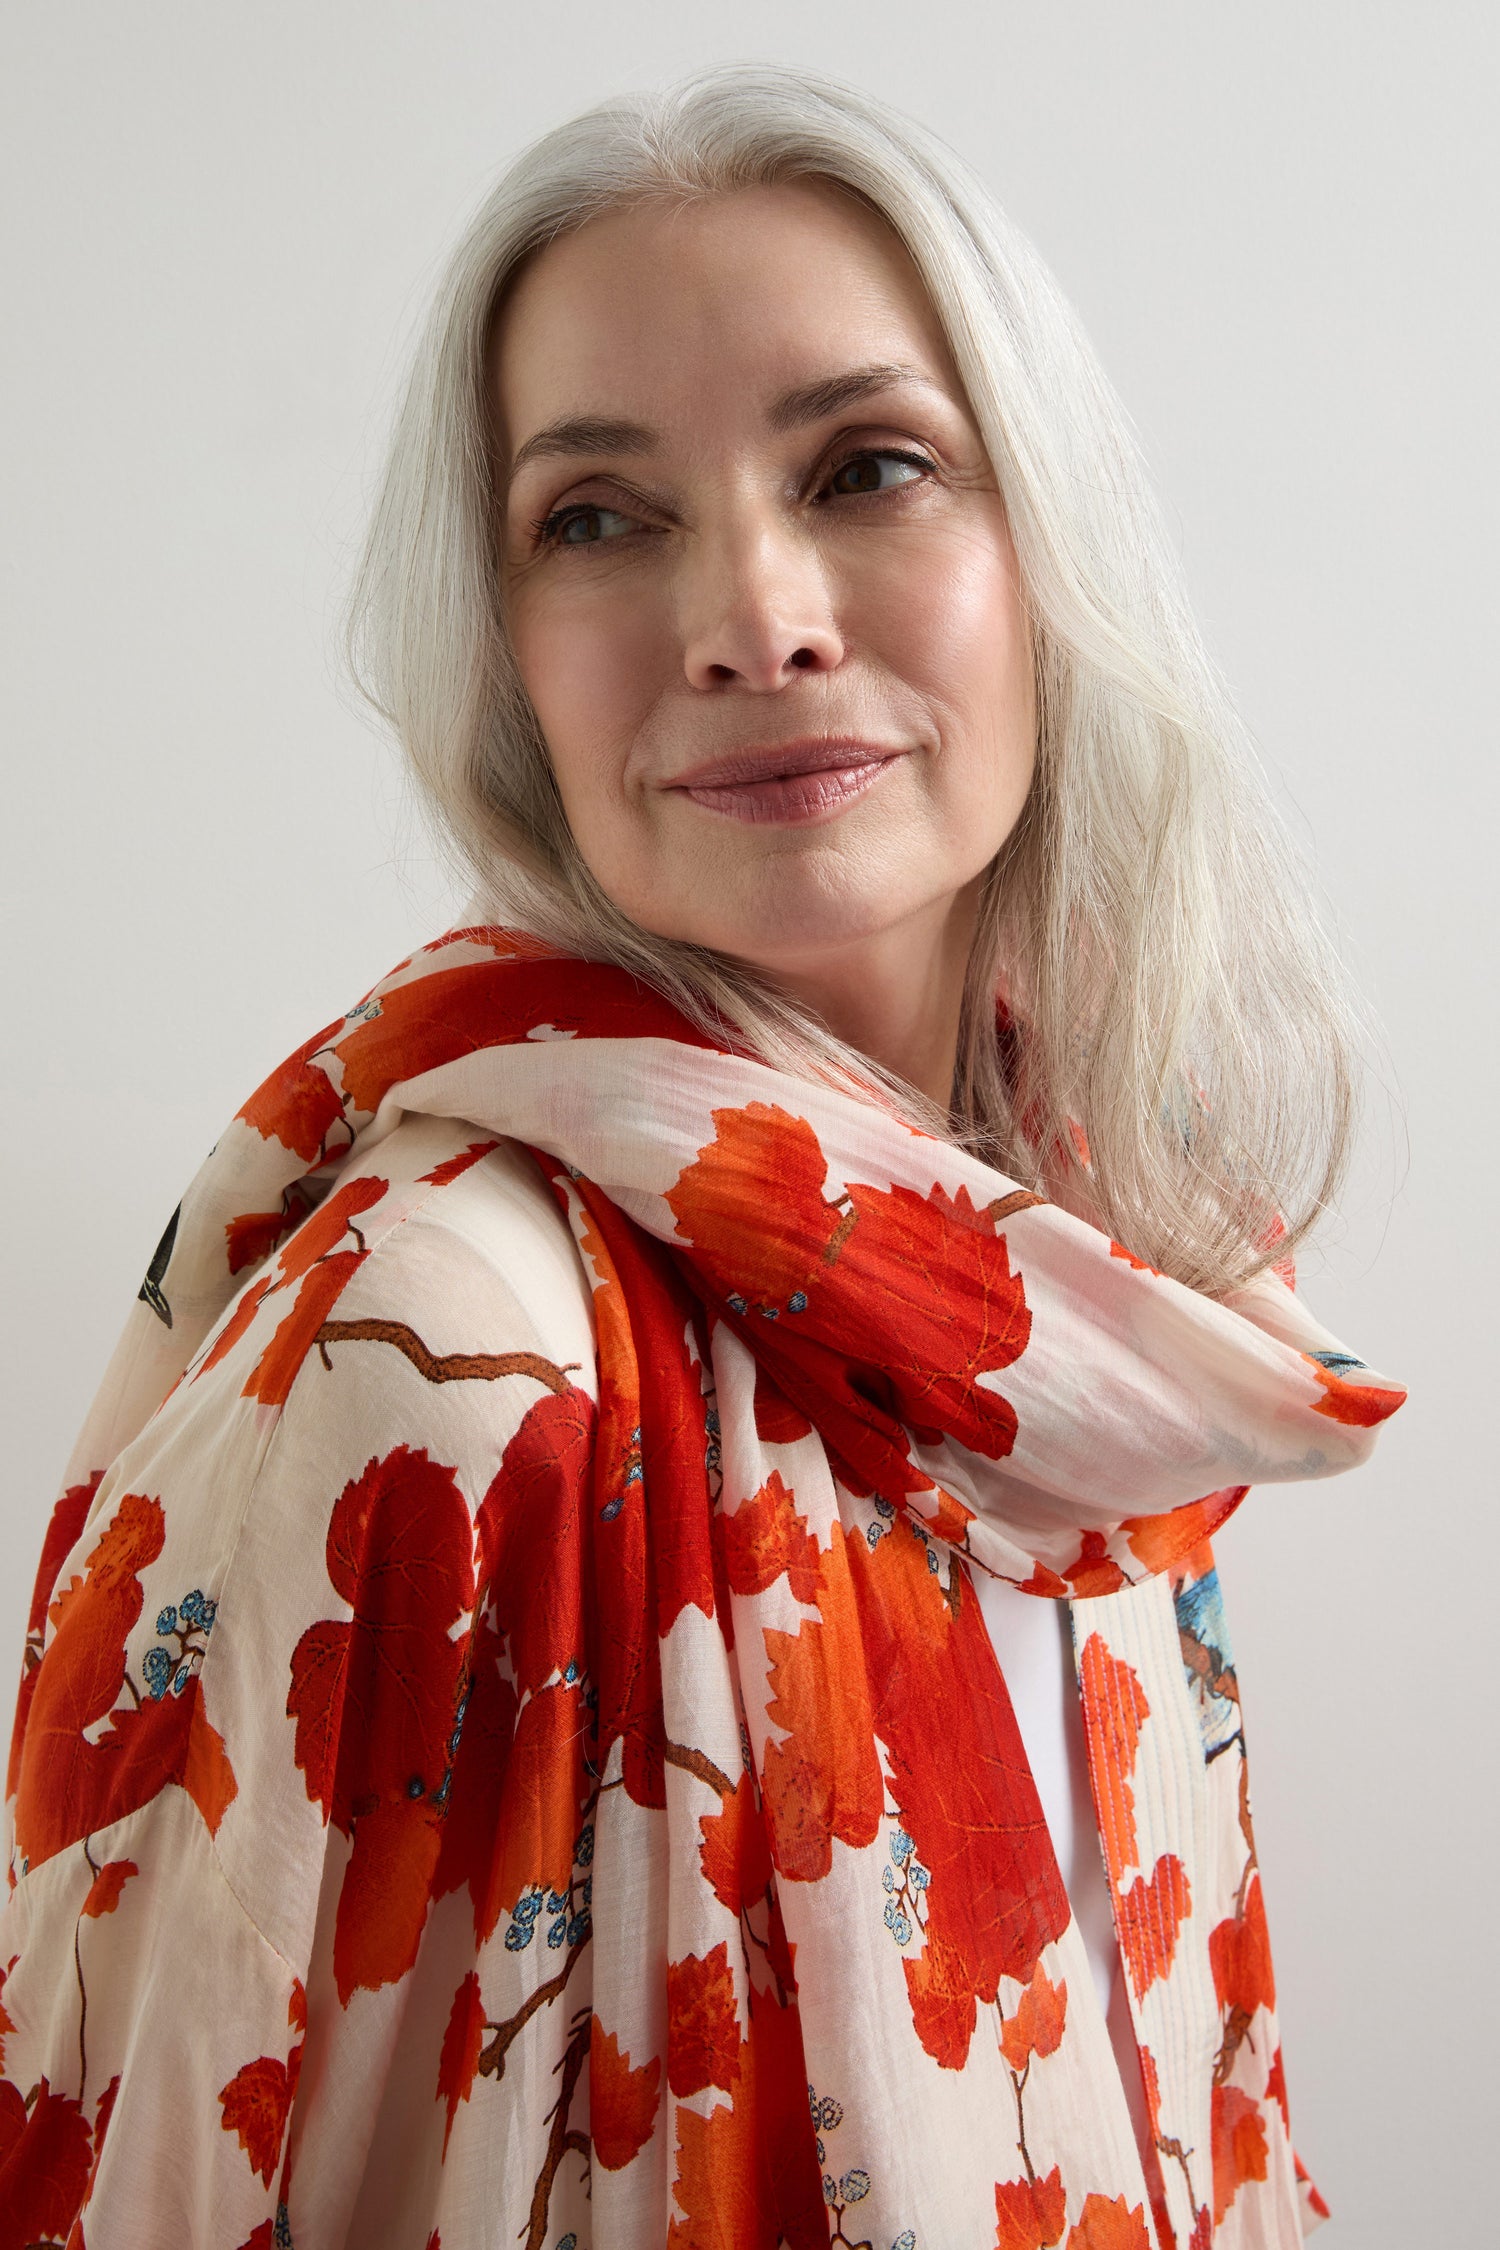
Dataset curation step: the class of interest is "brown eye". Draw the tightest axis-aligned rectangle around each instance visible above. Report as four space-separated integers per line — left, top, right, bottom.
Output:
825 449 933 498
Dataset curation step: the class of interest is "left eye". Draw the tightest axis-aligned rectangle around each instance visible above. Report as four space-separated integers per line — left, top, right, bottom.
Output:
544 504 639 547
825 449 932 497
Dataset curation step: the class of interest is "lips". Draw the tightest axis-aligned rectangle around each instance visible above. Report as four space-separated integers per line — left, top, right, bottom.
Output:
667 736 906 790
668 740 905 827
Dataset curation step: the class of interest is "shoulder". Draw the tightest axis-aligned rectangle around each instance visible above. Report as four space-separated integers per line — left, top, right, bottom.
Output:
5 1116 598 1958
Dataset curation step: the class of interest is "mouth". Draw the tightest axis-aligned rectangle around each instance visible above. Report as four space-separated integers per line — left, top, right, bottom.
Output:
666 736 909 825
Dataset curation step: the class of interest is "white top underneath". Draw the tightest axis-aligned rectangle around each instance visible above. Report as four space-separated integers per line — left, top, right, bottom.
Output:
972 1574 1151 2158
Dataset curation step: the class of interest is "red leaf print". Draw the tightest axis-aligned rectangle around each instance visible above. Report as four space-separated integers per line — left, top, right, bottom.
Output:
236 1028 344 1160
477 1387 596 1696
437 1971 487 2156
285 1445 475 1998
1265 2045 1289 2130
1122 1488 1245 1575
847 1526 1069 2069
752 1360 812 1445
233 2228 276 2250
1064 2194 1153 2249
24 1476 101 1644
1075 1634 1150 1888
225 1208 296 1275
219 2053 295 2187
419 1138 501 1187
720 1472 821 1604
590 2015 662 2171
196 1275 274 1378
287 1445 474 1826
666 1108 1032 1480
429 1612 519 1946
1059 1531 1129 1599
1306 1359 1404 1427
242 1251 365 1407
1211 2083 1270 2222
6 1473 102 1801
698 1773 773 1916
1117 1853 1190 2001
759 1525 883 1882
275 1175 388 1286
1209 1872 1276 2020
0 2076 94 2248
481 1678 592 1920
998 1960 1067 2073
994 2166 1067 2249
334 956 716 1114
666 1979 824 2250
666 1942 742 2099
14 1491 236 1868
80 1859 138 1917
332 1795 444 2005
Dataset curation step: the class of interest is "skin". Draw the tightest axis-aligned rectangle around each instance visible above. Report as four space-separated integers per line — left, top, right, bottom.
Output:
490 179 1037 1110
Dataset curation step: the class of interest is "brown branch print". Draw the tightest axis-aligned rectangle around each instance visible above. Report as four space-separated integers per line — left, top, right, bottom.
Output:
524 2007 592 2250
314 1317 577 1394
662 1736 737 1799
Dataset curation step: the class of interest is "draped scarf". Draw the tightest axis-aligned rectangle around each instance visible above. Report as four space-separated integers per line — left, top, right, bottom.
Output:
2 925 1403 2250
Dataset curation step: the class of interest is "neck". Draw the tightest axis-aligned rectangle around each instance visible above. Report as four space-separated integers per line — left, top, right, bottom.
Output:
766 881 982 1113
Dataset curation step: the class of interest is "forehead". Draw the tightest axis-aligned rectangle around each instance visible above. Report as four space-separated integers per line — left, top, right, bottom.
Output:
489 180 961 447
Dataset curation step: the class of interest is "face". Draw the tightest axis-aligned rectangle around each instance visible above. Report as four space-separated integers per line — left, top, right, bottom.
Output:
491 180 1036 991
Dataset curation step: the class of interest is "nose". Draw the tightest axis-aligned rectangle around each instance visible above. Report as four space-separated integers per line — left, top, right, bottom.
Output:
678 513 845 691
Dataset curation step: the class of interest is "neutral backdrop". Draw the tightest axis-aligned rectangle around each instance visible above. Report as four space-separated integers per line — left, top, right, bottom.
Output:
3 4 1494 2239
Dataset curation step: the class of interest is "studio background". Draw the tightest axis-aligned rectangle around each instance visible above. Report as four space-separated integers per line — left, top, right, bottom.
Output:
3 4 1492 2240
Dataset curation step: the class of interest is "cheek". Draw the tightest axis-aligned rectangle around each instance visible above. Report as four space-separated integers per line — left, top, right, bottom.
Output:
858 525 1035 789
508 581 665 816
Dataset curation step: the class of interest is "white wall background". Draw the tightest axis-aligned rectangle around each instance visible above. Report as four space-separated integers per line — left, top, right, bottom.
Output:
3 3 1493 2238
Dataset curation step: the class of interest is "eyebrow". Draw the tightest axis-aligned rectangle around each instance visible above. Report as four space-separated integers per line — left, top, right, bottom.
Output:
505 360 943 484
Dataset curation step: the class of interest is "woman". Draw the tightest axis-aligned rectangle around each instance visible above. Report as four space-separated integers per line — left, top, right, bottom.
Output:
0 65 1402 2250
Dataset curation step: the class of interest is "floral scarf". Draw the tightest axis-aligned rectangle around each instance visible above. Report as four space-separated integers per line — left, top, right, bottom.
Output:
1 926 1402 2250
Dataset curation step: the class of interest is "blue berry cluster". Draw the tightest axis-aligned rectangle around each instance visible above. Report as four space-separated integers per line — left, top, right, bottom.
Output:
809 2081 916 2246
503 1820 595 1955
865 1496 897 1551
600 1423 644 1522
140 1587 217 1701
881 1825 931 1950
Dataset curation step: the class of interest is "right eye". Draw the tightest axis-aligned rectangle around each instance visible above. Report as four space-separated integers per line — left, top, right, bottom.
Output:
537 503 641 549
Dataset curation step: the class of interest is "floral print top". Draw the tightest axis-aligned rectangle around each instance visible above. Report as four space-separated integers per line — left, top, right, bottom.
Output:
0 927 1404 2249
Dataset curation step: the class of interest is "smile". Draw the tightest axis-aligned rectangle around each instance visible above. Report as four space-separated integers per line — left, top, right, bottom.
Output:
668 740 907 825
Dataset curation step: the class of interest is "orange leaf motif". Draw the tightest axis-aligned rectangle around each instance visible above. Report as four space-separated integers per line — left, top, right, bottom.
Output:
218 2052 296 2187
759 1525 883 1882
666 1942 742 2099
1117 1853 1190 2001
666 1979 824 2250
849 1525 1069 2070
1076 1634 1150 1888
720 1472 821 1604
235 1029 344 1161
436 1971 487 2157
1209 1872 1276 2020
0 2075 94 2242
999 1960 1068 2074
994 2165 1067 2249
1065 2193 1153 2249
14 1490 237 1870
80 1859 138 1918
698 1773 773 1916
590 2016 662 2172
1211 2083 1270 2222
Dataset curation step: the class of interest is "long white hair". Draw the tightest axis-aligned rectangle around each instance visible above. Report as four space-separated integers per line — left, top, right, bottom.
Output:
344 62 1361 1296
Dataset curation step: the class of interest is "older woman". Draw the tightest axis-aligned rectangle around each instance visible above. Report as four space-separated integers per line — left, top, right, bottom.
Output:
1 65 1401 2250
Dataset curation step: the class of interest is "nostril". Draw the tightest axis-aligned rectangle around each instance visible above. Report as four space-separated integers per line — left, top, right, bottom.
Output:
789 647 819 670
